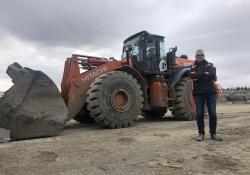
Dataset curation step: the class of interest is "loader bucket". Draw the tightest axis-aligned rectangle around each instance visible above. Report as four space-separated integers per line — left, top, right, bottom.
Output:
0 63 67 140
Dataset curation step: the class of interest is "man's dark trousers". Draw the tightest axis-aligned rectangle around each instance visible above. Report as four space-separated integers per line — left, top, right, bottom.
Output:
194 94 217 135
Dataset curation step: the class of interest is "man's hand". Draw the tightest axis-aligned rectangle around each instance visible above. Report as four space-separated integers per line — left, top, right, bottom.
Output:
214 81 222 97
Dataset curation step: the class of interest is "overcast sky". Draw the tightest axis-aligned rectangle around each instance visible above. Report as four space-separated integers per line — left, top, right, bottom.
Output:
0 0 250 91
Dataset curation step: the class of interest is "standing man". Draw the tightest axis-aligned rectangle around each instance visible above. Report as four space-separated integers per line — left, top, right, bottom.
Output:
189 49 222 141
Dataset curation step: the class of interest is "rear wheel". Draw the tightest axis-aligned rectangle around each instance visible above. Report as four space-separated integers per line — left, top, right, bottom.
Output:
171 77 196 120
86 71 144 128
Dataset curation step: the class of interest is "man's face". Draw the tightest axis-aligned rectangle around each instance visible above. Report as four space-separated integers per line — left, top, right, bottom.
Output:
195 51 205 61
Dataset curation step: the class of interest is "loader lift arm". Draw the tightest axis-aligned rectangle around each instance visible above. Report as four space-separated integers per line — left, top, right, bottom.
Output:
61 54 146 122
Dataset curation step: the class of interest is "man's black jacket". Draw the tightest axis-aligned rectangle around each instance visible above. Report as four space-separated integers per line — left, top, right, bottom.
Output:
189 59 217 95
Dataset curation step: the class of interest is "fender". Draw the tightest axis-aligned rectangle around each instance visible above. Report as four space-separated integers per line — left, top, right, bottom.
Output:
171 68 190 89
117 65 146 88
117 65 149 110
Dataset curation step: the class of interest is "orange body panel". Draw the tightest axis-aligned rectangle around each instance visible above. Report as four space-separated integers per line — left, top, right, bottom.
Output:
176 58 194 67
149 82 167 107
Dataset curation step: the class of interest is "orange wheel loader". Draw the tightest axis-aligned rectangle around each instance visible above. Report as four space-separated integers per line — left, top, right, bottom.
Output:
61 31 197 128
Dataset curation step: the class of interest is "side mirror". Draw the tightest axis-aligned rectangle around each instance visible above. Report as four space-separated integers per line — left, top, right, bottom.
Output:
125 45 133 64
125 45 133 52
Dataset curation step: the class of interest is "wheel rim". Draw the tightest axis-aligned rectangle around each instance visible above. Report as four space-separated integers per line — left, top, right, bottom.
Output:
111 88 132 112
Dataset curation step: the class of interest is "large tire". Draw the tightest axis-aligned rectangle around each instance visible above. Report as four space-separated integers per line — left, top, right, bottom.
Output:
74 105 94 123
86 71 144 128
171 77 196 120
143 108 167 119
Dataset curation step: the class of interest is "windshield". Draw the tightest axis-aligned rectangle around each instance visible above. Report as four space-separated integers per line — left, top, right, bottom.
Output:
122 36 142 61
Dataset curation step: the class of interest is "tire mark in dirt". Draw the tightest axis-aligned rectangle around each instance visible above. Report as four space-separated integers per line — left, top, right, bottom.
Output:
201 153 243 172
34 151 58 163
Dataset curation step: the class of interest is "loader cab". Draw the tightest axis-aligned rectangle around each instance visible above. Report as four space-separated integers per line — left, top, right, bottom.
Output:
122 31 166 74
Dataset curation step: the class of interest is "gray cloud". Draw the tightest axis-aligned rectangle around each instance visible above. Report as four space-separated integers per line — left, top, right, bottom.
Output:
0 0 190 47
0 0 250 90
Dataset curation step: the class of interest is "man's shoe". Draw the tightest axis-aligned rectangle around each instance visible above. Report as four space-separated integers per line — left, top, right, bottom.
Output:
195 134 204 141
211 134 223 141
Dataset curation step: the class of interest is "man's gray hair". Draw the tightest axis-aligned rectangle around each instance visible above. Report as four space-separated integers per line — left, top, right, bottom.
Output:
195 49 205 55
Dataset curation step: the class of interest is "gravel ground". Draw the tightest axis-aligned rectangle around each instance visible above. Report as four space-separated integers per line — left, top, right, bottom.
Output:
0 103 250 175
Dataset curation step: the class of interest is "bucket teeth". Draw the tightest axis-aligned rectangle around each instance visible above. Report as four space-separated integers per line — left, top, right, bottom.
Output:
0 63 67 140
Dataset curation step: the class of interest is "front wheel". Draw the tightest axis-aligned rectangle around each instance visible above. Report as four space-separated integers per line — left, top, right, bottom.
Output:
86 71 144 128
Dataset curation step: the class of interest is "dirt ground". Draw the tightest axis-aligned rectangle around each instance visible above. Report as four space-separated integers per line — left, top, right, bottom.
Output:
0 103 250 175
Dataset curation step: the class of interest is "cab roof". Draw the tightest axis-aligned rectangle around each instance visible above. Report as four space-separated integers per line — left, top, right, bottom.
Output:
124 31 164 43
